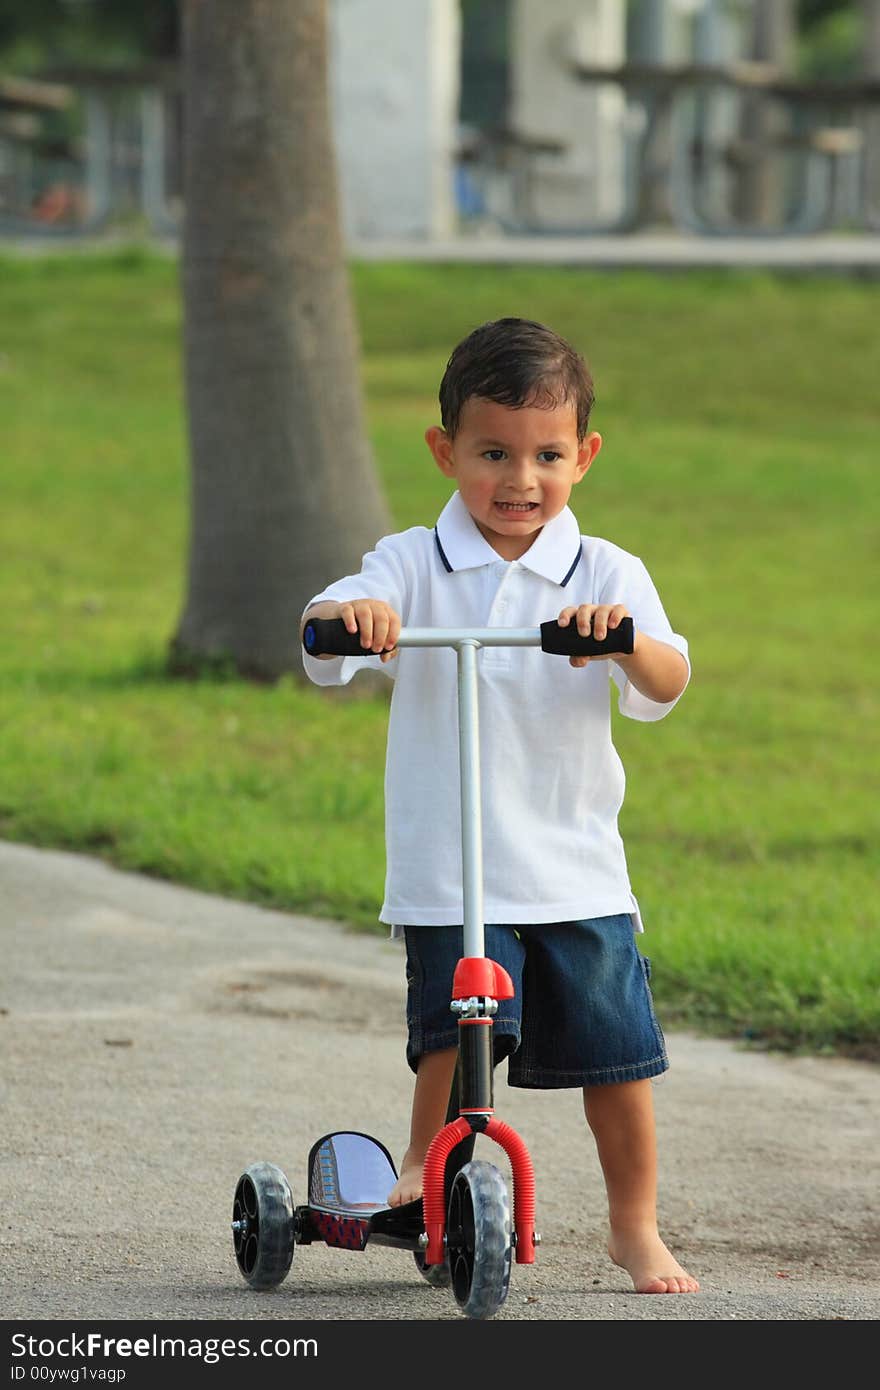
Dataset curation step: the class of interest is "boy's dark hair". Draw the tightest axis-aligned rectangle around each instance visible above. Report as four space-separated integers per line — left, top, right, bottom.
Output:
438 317 595 441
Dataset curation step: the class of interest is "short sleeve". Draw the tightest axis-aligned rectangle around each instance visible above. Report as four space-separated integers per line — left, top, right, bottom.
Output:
603 556 690 722
301 534 410 688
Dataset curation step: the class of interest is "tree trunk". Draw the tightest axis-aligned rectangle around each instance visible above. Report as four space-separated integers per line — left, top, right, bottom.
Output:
172 0 392 681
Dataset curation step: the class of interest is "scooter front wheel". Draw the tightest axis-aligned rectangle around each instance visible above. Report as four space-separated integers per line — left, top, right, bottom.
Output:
232 1162 295 1290
447 1160 512 1319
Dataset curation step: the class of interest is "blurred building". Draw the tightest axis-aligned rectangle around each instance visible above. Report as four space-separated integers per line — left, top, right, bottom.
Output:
333 0 877 239
1 0 879 239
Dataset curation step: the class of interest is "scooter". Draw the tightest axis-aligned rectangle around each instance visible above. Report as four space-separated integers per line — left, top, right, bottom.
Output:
231 612 634 1319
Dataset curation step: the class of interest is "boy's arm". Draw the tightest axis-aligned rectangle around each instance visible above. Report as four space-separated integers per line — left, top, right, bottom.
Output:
556 592 686 711
558 603 687 703
301 534 409 687
613 630 689 705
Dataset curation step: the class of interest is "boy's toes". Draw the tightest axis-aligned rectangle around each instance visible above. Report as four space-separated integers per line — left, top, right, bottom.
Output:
386 1172 423 1207
636 1273 700 1294
636 1274 670 1294
611 1233 699 1294
387 1183 413 1207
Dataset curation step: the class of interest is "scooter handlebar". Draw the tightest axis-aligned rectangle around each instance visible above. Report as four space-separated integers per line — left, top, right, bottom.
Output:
303 615 635 658
302 617 374 657
539 616 634 657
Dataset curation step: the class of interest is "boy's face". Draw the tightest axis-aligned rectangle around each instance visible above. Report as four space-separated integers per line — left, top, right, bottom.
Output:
426 397 601 561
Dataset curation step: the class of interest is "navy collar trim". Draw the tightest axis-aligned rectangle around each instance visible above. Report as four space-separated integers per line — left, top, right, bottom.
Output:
435 524 582 587
560 545 582 588
434 527 453 573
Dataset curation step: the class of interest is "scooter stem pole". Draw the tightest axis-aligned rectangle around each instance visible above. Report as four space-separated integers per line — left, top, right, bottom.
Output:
456 640 485 961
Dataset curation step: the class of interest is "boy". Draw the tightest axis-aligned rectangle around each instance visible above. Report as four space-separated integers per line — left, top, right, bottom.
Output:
301 318 697 1294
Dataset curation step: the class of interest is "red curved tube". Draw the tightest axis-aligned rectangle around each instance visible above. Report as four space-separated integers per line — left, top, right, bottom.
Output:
421 1117 473 1267
485 1117 537 1264
421 1116 538 1267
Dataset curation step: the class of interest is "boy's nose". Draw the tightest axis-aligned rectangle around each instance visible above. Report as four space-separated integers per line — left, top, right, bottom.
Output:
505 457 536 489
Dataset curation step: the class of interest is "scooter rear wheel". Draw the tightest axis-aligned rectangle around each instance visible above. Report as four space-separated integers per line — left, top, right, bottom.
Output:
447 1160 512 1319
413 1249 453 1287
232 1162 295 1290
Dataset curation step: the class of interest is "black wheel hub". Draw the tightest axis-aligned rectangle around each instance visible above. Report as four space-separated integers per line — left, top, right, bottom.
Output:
232 1173 260 1279
447 1176 476 1303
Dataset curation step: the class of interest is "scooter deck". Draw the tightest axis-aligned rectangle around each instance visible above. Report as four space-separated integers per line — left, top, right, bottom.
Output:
296 1195 424 1251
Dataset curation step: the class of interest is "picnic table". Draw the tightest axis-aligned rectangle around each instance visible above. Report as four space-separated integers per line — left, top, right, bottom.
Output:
565 60 880 234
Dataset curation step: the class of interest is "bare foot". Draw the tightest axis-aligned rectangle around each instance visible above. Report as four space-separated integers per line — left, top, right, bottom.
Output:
609 1228 700 1294
387 1148 425 1207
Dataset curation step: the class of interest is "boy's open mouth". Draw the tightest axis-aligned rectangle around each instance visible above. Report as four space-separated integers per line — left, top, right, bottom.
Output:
494 501 538 513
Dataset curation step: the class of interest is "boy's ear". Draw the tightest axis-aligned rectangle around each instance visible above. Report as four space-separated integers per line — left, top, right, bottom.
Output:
575 430 602 482
425 425 456 478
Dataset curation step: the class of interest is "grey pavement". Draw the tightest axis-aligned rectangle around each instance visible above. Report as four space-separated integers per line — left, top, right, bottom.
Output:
4 230 880 271
350 231 880 271
2 839 878 1322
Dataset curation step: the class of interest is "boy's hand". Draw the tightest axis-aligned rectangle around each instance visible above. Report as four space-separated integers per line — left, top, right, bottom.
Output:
557 603 631 669
338 599 401 662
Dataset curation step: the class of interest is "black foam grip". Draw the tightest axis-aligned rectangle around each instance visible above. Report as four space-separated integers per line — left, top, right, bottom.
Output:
540 615 634 657
302 617 370 657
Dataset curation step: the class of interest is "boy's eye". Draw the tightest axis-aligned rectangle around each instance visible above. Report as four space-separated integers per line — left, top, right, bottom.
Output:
481 450 561 463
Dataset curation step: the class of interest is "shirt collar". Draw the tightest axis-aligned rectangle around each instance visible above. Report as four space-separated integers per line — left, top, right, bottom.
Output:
434 490 583 588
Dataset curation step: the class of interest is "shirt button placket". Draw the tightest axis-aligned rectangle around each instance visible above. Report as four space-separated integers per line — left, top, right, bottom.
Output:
486 565 513 670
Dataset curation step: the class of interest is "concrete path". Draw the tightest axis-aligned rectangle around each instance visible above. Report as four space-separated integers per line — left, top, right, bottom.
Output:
2 840 878 1322
350 231 880 271
4 230 880 271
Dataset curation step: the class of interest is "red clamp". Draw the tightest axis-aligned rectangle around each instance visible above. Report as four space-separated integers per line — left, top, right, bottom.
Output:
451 956 515 1002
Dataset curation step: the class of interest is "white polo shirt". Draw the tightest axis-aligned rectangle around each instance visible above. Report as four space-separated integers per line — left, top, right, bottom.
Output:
302 490 690 935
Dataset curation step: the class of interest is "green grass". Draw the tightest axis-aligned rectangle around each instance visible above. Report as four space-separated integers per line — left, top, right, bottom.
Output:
1 248 878 1058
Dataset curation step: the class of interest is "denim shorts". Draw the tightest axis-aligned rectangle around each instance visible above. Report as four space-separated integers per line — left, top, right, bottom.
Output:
403 914 668 1088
